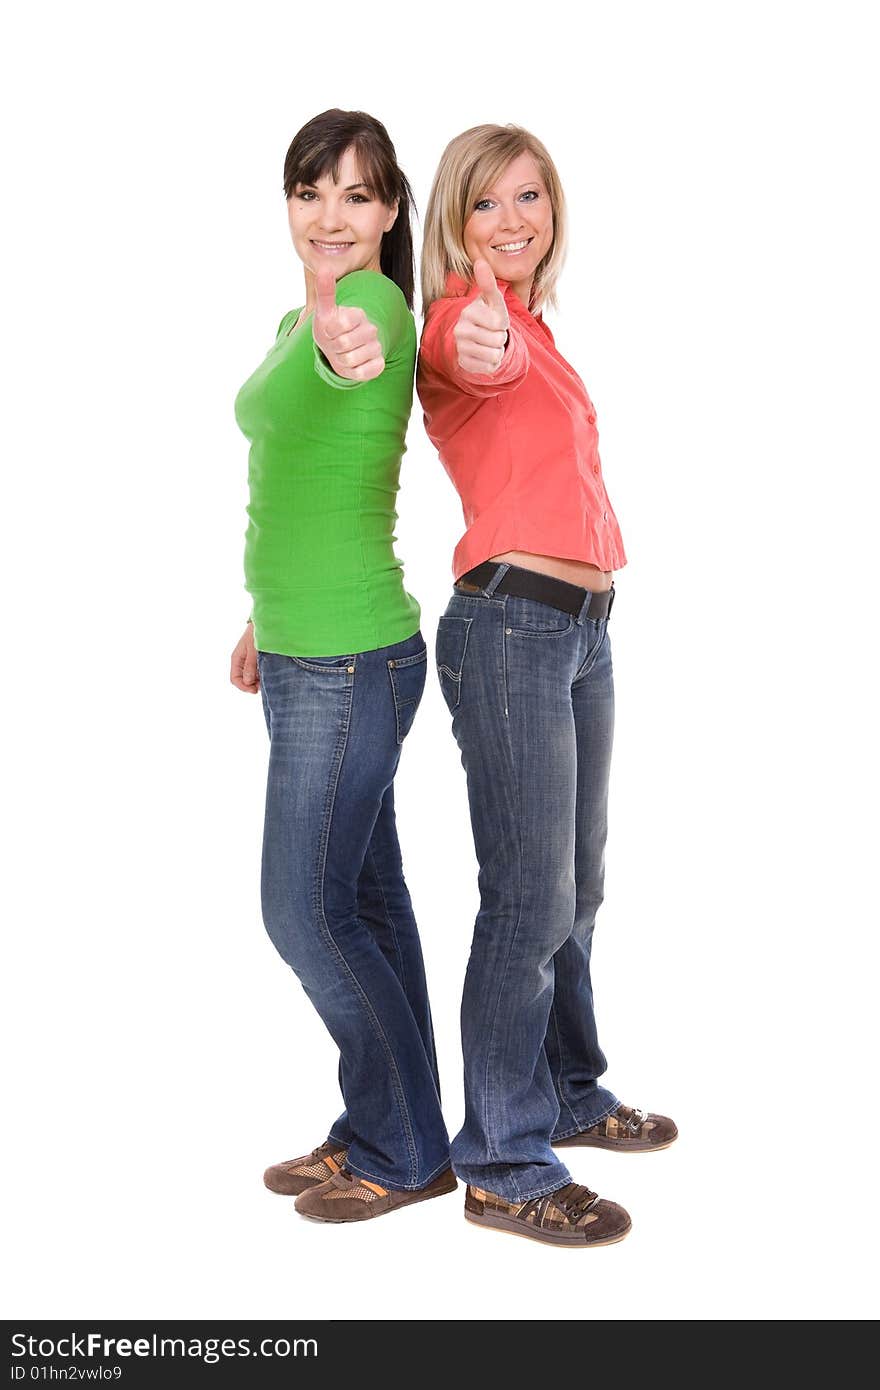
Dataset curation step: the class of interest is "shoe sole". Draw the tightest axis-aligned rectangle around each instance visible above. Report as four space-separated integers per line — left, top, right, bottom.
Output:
297 1176 458 1223
553 1135 678 1153
464 1209 632 1247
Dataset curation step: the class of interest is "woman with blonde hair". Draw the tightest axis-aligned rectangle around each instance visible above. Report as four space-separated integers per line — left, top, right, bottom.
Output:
417 123 677 1247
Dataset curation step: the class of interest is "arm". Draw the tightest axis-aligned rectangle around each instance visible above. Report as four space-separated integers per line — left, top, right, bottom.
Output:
421 301 530 398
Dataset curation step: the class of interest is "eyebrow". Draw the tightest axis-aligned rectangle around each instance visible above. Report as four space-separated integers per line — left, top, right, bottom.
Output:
297 180 373 192
479 181 542 197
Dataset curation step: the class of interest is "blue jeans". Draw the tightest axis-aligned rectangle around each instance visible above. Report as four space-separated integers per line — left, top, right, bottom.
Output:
435 571 619 1201
256 629 450 1191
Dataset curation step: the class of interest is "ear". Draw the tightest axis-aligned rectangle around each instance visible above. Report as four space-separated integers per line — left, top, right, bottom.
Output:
383 198 400 235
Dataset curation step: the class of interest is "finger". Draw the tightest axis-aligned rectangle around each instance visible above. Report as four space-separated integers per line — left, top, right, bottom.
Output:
473 257 506 312
231 663 258 691
458 351 505 375
457 340 507 367
348 355 385 382
463 297 509 331
458 355 503 376
315 265 338 320
332 340 384 372
455 317 508 350
329 320 379 357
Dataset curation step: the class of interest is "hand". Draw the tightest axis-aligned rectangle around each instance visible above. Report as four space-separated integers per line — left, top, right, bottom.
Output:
312 266 385 382
453 258 510 374
230 622 259 693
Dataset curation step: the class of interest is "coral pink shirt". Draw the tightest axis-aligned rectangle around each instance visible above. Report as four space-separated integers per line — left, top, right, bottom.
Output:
417 271 627 580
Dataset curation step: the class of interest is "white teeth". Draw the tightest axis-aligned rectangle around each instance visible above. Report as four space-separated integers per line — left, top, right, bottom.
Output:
493 239 530 252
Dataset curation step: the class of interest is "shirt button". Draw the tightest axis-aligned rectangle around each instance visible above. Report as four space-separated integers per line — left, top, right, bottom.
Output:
593 464 600 475
603 511 608 521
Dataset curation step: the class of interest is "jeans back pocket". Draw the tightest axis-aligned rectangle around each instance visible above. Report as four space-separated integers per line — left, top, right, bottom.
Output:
387 646 428 744
435 615 473 713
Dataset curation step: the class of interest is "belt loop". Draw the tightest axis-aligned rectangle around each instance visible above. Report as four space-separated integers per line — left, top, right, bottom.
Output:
607 583 615 620
575 589 593 625
481 562 510 597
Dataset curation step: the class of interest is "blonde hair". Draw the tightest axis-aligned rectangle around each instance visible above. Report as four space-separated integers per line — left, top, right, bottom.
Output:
420 123 568 316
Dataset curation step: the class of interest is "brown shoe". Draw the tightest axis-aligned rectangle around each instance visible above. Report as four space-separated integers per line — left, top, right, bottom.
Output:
294 1166 457 1222
554 1103 678 1153
465 1182 631 1247
263 1140 348 1195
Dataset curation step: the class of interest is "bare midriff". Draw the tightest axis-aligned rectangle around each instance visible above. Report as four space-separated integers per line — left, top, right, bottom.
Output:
489 550 614 593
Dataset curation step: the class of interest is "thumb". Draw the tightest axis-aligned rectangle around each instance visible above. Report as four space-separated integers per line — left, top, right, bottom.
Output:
315 265 338 319
473 257 504 311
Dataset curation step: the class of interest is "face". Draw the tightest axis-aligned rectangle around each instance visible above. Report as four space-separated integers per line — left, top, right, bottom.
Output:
287 144 398 278
463 151 554 288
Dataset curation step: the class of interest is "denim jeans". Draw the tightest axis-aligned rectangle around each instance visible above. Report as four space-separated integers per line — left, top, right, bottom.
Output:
257 628 450 1191
435 570 619 1201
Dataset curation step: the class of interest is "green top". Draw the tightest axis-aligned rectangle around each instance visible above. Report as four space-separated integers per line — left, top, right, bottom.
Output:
234 269 420 656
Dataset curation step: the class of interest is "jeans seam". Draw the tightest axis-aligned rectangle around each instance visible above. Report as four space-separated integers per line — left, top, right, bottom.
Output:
501 596 509 718
313 669 419 1188
480 620 524 1163
344 1153 450 1193
366 840 407 995
549 1003 581 1132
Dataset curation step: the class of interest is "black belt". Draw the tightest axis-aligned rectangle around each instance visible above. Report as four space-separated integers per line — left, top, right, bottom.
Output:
456 562 615 621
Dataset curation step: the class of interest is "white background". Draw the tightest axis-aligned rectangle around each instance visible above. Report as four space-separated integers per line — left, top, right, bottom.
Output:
3 0 878 1322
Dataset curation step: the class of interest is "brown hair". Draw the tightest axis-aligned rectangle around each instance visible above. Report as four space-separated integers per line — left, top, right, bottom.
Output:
283 109 416 308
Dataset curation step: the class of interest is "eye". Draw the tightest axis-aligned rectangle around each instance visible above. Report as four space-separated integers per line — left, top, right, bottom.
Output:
295 189 317 201
347 193 370 203
519 189 539 202
474 198 495 213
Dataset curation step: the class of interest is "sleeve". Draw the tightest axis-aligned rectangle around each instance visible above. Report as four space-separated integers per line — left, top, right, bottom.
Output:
312 270 412 391
418 293 530 399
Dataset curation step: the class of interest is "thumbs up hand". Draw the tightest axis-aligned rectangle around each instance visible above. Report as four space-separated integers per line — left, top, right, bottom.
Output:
312 266 385 382
453 258 510 375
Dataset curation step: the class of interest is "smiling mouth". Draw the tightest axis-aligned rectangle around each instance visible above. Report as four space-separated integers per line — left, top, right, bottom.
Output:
491 236 534 254
311 240 354 252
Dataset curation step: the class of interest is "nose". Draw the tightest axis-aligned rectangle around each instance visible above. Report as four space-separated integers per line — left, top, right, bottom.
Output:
317 200 346 233
496 204 525 235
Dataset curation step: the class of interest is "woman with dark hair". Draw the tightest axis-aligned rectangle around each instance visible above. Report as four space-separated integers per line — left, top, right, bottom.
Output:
230 110 454 1222
417 124 677 1247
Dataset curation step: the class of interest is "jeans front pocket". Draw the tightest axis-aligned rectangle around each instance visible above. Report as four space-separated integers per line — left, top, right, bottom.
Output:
435 616 473 713
387 646 428 744
503 594 574 637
